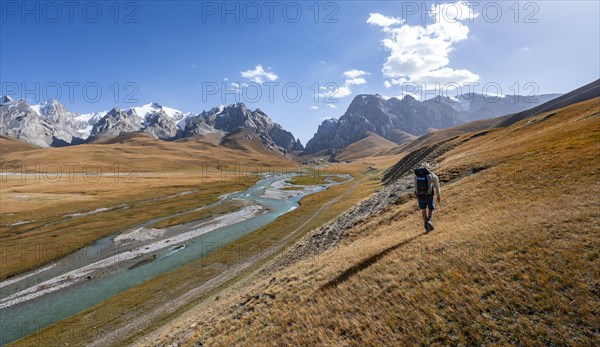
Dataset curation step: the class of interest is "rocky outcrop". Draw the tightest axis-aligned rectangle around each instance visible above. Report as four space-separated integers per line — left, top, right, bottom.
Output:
269 124 304 151
0 99 54 147
90 108 142 137
142 109 180 140
182 115 217 137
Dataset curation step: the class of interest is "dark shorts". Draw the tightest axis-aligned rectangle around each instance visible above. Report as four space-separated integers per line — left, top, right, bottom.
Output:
417 194 435 210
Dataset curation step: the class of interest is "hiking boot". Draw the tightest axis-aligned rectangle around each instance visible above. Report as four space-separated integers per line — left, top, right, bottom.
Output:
424 223 430 232
426 220 435 231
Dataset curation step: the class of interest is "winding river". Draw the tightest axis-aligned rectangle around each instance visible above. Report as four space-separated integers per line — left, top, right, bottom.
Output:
0 173 352 345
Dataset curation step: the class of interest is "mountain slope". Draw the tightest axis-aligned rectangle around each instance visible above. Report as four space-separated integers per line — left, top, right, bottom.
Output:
156 96 599 346
437 92 561 122
219 128 287 157
495 78 599 128
0 134 39 153
188 103 304 152
304 94 461 154
382 115 510 156
333 132 397 162
0 130 294 173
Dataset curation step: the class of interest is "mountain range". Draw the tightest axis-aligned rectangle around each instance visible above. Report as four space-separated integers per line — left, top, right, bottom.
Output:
304 92 561 154
0 91 561 154
0 97 303 153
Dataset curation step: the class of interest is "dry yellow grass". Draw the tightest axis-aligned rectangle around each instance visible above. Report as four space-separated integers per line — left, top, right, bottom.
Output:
334 132 398 161
167 98 600 346
0 135 39 153
0 132 293 173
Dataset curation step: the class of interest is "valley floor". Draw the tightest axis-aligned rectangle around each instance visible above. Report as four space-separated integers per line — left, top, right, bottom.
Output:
5 159 389 346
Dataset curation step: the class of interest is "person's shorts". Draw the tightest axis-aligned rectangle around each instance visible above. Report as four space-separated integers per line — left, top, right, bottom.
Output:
417 194 435 210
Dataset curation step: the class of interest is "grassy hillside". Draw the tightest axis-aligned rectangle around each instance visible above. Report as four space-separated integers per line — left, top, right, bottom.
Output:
152 97 599 346
220 128 288 157
334 132 398 161
0 135 39 153
0 131 292 173
383 115 510 156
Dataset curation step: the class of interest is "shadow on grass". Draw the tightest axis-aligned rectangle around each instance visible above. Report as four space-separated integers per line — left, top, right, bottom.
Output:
320 233 423 291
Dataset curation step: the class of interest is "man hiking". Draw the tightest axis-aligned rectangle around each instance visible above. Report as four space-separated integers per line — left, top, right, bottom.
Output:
414 162 441 232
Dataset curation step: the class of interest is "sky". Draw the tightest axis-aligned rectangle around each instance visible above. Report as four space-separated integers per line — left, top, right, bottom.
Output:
1 1 599 144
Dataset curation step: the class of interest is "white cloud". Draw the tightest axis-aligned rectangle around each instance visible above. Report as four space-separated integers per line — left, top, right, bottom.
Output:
327 104 337 109
343 69 369 79
384 80 392 88
241 65 278 83
367 13 404 27
369 1 479 87
346 77 367 86
318 69 369 100
334 86 353 98
310 105 319 110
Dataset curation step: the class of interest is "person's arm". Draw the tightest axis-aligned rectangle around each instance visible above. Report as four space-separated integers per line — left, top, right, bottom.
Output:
414 175 418 196
433 174 441 201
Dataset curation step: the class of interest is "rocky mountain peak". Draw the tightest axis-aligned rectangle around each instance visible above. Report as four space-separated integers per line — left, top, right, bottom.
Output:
2 95 15 104
38 99 69 123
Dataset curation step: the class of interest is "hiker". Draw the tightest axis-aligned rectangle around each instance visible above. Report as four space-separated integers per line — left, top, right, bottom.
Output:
414 163 441 232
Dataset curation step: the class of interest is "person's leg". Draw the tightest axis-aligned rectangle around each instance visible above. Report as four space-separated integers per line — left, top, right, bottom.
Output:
421 208 428 223
427 195 435 221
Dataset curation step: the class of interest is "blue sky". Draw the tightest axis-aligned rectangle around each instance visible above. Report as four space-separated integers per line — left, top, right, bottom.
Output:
1 1 599 143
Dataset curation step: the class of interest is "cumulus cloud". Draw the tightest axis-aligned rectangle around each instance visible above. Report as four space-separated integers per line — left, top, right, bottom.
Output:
346 77 367 86
241 65 278 83
367 13 404 27
319 69 369 100
332 86 353 98
369 1 479 87
343 69 369 79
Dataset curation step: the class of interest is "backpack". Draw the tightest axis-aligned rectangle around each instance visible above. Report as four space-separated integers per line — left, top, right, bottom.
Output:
414 168 434 195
